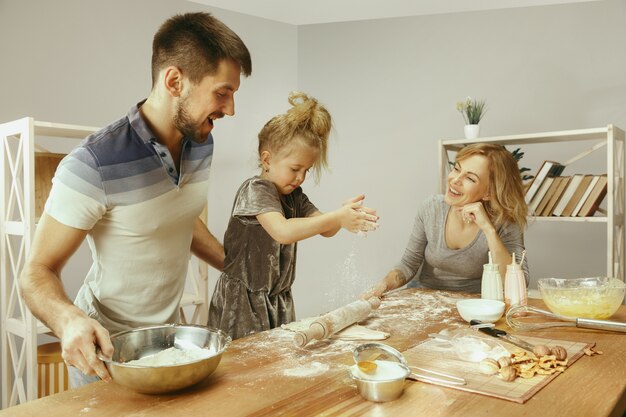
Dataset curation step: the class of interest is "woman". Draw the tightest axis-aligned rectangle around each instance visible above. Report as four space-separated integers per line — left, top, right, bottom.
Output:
364 143 528 297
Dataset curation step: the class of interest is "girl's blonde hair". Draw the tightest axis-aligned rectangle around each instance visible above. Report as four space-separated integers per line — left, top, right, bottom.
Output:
258 91 332 182
456 143 528 229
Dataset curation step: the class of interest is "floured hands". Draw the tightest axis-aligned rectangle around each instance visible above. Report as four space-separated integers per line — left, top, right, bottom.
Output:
340 195 379 234
60 315 114 382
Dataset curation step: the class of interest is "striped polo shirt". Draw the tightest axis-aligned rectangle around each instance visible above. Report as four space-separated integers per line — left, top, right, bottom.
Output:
45 102 213 333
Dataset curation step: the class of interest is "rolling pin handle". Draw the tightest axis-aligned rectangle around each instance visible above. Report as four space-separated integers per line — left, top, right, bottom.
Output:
293 331 308 348
293 322 326 347
366 297 381 310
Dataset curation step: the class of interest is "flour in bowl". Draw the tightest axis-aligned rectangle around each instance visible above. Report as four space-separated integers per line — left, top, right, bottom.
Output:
124 346 214 367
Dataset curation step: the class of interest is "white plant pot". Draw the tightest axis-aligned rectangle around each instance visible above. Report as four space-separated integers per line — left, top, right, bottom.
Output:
464 124 480 140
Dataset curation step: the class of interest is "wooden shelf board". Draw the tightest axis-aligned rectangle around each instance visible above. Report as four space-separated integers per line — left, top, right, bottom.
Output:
4 220 25 235
34 121 99 139
530 216 608 223
5 318 51 336
441 126 610 146
180 293 204 306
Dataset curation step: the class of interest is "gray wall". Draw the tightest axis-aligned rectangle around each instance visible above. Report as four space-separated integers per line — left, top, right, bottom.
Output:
292 0 626 315
1 0 625 346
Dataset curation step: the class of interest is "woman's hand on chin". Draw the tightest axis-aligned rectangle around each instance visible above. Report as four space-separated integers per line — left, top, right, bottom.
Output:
460 201 493 231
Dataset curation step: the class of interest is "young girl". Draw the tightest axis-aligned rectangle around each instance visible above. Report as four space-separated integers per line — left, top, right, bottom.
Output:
208 91 379 340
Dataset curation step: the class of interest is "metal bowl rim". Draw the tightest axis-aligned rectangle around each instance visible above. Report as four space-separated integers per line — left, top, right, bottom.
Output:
105 324 231 368
352 342 408 366
348 363 411 383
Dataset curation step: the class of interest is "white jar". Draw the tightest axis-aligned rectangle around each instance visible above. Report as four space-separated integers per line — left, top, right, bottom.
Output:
504 262 527 311
481 263 504 301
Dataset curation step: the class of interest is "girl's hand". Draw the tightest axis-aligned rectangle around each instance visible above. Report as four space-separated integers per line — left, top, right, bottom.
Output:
337 196 379 233
343 194 366 206
343 195 379 219
460 202 494 232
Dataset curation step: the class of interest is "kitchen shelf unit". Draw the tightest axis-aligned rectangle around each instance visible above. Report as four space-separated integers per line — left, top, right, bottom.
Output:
438 124 625 284
1 117 209 408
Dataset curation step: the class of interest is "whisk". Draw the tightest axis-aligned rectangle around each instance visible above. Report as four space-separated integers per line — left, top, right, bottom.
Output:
506 304 626 332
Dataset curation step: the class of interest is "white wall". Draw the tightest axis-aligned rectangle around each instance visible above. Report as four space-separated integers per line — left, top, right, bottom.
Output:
292 0 626 316
1 0 625 337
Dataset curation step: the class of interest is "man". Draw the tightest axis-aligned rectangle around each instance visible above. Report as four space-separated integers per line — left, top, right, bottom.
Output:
19 12 251 387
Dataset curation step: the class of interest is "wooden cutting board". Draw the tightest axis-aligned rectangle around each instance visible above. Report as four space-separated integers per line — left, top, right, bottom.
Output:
402 335 591 403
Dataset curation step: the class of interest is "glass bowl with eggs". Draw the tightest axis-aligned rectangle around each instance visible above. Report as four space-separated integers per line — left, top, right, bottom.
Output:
538 277 626 319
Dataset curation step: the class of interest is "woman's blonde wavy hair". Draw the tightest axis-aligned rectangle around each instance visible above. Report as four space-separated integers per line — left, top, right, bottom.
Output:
456 143 528 229
258 91 332 183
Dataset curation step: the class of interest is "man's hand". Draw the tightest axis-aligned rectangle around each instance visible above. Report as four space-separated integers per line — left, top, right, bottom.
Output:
60 315 114 382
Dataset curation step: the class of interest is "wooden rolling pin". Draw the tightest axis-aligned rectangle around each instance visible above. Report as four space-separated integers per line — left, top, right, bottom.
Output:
293 297 381 347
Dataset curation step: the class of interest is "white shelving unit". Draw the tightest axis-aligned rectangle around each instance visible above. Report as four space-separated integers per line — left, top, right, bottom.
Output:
438 125 625 285
1 117 209 408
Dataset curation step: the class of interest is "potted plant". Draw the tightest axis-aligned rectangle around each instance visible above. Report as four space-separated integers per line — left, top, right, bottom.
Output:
456 97 486 139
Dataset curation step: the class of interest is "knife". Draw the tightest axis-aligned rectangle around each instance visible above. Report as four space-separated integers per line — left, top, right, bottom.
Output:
470 319 535 352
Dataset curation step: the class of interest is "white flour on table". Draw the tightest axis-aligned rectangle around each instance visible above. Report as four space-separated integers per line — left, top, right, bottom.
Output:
283 361 330 377
225 290 469 391
124 346 215 367
362 290 470 338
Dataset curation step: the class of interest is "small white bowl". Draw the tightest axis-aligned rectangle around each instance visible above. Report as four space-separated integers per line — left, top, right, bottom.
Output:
456 299 505 323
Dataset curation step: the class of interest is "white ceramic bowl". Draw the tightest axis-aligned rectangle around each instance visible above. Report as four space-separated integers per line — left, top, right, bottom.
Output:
456 299 505 323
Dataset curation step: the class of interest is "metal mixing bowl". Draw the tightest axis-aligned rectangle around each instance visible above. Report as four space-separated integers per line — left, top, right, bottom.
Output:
102 324 230 394
538 277 626 319
349 363 411 402
350 343 411 402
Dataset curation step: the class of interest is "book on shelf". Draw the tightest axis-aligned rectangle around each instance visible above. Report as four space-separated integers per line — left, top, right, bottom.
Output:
524 160 566 204
535 177 561 215
529 177 555 215
571 175 601 217
561 175 594 217
577 175 608 217
552 174 586 216
541 176 571 216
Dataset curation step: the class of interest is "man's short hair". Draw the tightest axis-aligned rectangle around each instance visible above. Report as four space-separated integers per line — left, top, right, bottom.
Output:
151 12 252 86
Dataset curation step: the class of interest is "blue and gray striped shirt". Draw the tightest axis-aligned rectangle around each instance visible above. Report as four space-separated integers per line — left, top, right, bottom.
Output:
45 102 214 332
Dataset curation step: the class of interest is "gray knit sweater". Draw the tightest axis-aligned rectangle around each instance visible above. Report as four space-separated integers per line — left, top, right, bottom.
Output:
398 195 529 293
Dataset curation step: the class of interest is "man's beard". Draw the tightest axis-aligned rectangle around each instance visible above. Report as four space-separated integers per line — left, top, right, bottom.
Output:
173 95 207 144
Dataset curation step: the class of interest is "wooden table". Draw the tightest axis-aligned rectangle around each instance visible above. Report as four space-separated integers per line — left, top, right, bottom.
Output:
1 289 625 417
